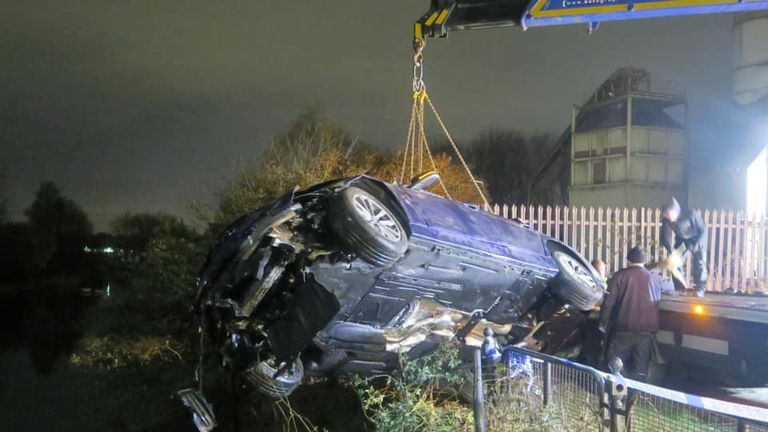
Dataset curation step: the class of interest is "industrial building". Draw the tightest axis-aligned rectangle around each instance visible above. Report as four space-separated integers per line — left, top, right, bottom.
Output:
532 13 768 216
687 12 768 216
530 67 688 209
568 68 687 208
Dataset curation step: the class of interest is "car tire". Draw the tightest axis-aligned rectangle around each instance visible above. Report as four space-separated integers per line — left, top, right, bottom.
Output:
329 186 408 267
549 245 604 311
243 358 304 398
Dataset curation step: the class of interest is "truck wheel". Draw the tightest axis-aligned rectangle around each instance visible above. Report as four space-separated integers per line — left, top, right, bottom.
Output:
646 359 666 384
549 244 604 311
243 358 304 398
329 186 408 267
738 357 768 386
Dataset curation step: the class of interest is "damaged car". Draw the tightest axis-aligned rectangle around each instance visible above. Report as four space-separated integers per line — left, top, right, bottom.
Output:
184 173 604 414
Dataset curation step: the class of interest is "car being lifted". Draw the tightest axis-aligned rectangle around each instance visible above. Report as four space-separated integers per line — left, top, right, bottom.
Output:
182 173 604 420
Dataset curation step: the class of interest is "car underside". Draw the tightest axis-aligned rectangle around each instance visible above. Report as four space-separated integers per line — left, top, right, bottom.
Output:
183 175 603 421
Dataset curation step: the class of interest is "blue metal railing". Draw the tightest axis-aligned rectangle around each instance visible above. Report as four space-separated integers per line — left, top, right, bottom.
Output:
472 345 768 432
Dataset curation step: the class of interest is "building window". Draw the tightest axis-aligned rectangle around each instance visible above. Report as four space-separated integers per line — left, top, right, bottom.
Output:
593 160 606 184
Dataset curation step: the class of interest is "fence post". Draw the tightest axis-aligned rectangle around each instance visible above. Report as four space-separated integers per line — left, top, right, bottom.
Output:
473 348 487 432
606 375 628 432
543 362 552 406
735 211 743 291
737 419 747 432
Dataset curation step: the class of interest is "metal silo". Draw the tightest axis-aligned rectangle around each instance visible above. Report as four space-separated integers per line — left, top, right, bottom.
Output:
568 68 688 208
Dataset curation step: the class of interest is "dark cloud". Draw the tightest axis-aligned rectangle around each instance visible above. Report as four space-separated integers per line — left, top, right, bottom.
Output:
0 0 735 229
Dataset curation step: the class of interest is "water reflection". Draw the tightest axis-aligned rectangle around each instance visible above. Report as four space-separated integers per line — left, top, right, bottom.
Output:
0 286 96 375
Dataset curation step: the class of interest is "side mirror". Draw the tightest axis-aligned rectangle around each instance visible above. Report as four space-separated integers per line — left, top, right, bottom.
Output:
409 171 440 191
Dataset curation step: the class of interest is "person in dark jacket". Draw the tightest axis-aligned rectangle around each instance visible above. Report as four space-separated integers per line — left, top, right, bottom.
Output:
661 197 708 297
599 246 674 381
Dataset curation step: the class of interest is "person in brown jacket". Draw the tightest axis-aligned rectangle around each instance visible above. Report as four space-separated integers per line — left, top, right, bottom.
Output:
599 246 674 381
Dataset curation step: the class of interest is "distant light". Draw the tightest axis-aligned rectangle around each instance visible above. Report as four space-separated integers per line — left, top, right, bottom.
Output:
694 304 705 315
103 247 114 254
106 284 111 297
84 246 92 253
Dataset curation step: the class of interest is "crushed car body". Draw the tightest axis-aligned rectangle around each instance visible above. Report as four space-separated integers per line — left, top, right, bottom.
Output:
187 174 605 404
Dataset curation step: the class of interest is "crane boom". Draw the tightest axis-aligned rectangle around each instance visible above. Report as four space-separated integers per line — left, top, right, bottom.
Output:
416 0 768 40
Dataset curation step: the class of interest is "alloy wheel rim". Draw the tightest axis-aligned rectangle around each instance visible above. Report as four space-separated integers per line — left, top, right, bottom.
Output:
554 251 599 291
351 193 402 242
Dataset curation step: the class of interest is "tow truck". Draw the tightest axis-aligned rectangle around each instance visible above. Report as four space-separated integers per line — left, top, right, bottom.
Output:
415 0 768 36
657 293 768 385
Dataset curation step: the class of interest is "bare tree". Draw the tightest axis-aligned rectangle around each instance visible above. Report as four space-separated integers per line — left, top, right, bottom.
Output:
460 128 554 205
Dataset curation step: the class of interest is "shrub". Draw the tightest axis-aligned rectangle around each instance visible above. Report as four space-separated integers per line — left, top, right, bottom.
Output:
352 344 474 432
351 344 602 432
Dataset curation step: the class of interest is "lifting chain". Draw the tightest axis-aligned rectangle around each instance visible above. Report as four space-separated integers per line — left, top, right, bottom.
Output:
412 38 425 93
400 39 489 209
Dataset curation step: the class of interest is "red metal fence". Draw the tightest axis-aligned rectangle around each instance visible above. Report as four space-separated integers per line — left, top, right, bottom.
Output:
489 204 768 292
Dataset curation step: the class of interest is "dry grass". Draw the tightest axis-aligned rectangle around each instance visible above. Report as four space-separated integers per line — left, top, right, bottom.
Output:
70 335 185 369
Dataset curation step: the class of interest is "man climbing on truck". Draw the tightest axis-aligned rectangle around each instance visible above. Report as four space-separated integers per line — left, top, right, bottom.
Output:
661 197 708 298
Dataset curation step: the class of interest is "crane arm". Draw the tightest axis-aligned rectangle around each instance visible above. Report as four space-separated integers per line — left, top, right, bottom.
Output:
415 0 527 40
416 0 768 42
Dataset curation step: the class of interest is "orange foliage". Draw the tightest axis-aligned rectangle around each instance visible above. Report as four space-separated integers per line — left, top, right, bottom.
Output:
370 151 488 205
211 106 488 225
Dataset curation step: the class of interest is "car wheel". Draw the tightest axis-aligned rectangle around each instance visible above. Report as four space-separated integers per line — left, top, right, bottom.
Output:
330 186 408 266
243 357 304 398
550 247 604 311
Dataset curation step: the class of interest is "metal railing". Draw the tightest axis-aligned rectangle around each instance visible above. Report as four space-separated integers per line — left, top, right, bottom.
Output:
473 346 768 432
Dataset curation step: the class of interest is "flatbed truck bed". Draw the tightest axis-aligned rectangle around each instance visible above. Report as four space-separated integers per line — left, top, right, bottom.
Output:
661 293 768 324
656 293 768 384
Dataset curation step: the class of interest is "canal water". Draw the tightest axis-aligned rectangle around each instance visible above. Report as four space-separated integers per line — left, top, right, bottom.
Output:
0 286 103 431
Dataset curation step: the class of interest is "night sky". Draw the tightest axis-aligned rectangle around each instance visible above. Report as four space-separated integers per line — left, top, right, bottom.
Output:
1 1 736 229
